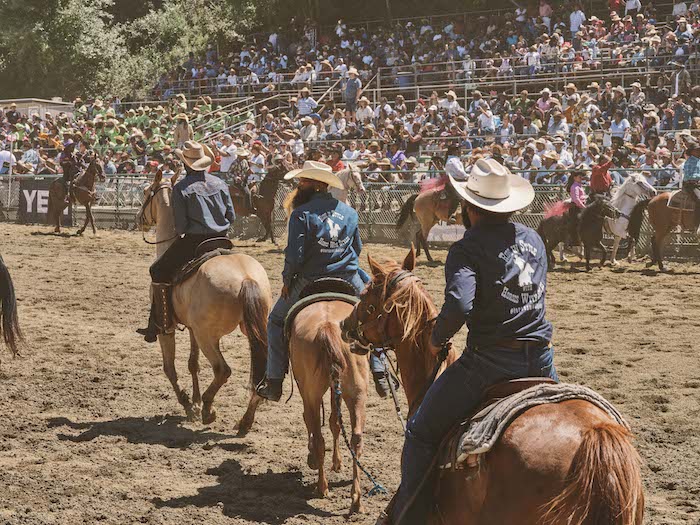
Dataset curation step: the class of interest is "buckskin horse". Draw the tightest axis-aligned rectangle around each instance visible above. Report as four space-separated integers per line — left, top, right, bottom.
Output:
396 157 463 262
137 169 272 432
629 189 699 271
0 254 22 360
287 286 370 513
340 248 644 525
229 157 289 243
47 156 104 235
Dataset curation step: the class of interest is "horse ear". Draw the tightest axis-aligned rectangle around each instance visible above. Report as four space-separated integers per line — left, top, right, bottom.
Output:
170 169 181 185
367 253 383 278
152 169 163 187
402 244 416 272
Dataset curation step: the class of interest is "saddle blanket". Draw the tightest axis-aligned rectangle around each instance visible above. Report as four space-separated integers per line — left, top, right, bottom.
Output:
668 190 695 212
173 248 235 285
440 382 629 470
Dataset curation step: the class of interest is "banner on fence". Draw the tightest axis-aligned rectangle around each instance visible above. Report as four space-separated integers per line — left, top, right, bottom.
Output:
17 177 72 226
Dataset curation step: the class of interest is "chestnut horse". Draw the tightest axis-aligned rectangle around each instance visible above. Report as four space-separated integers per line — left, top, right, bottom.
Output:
0 254 22 359
289 300 370 513
631 191 699 271
47 157 104 235
341 248 644 525
137 170 272 432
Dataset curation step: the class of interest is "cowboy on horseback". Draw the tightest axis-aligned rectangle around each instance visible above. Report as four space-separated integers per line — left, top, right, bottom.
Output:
379 159 558 525
137 141 236 343
59 139 80 204
255 161 398 402
681 135 700 228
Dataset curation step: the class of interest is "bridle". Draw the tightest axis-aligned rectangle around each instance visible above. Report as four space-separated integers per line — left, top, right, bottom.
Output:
347 269 418 350
139 183 179 245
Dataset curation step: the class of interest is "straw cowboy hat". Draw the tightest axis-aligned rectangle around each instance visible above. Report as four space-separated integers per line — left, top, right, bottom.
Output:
448 158 534 214
284 160 344 189
445 90 457 99
175 141 214 170
236 147 250 157
175 113 189 121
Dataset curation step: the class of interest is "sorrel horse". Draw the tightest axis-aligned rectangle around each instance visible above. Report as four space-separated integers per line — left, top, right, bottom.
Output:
0 254 22 359
47 157 104 235
606 173 657 265
230 158 289 243
137 170 272 432
340 248 644 525
396 158 462 262
631 191 699 271
289 299 370 513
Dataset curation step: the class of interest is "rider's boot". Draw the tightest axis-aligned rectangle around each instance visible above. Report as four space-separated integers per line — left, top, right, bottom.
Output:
255 376 283 402
136 283 174 343
372 371 400 398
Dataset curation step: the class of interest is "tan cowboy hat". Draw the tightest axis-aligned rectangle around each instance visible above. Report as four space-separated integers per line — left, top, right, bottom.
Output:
284 160 344 189
445 90 457 99
175 141 214 170
543 151 560 161
348 67 359 75
175 113 189 121
448 159 534 214
236 147 250 157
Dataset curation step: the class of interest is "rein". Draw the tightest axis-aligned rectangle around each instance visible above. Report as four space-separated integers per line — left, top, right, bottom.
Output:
140 184 180 245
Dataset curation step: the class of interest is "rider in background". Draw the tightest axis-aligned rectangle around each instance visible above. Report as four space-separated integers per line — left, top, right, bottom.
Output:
379 159 558 525
681 136 700 229
59 139 80 203
566 168 588 246
137 141 235 343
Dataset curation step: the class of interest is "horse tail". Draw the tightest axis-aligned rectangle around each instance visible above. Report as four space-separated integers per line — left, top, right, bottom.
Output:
627 199 650 243
537 220 547 246
397 193 418 228
543 422 644 525
239 279 268 389
315 322 347 381
0 256 22 357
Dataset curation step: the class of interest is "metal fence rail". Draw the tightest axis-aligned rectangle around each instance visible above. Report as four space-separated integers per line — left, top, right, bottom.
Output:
1 176 697 256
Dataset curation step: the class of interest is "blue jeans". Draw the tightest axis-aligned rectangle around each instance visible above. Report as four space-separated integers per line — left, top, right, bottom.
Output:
266 270 371 380
392 343 559 525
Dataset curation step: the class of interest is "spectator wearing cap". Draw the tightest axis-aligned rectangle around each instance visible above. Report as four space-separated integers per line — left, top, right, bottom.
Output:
552 137 574 167
296 87 318 116
299 116 318 142
439 90 461 116
355 97 373 124
249 142 266 183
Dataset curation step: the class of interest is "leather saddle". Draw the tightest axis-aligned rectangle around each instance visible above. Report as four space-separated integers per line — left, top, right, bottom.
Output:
438 377 557 471
172 238 235 285
668 190 696 212
284 278 360 342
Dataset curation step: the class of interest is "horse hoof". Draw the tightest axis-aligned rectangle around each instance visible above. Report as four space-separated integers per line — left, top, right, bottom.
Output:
332 458 342 472
202 407 217 425
235 418 253 437
349 501 363 514
316 485 329 498
187 404 202 422
307 452 320 470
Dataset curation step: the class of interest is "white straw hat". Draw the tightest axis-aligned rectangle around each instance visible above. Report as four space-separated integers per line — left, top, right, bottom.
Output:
448 158 534 213
284 160 344 189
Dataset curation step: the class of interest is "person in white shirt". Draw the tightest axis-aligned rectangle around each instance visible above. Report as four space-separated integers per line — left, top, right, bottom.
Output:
299 117 318 142
249 143 266 184
217 135 238 174
355 97 373 124
439 90 462 116
343 141 360 161
569 5 586 36
0 145 16 174
625 0 642 15
444 145 468 180
673 0 688 16
477 101 495 133
552 138 574 167
328 109 347 138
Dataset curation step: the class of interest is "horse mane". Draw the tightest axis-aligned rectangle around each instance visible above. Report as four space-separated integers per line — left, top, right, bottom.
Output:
376 261 437 346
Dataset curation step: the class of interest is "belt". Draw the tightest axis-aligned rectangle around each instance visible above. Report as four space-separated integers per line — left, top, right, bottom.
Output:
494 339 550 350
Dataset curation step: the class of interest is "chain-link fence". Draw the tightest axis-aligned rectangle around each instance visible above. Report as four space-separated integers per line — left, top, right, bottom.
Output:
1 176 697 257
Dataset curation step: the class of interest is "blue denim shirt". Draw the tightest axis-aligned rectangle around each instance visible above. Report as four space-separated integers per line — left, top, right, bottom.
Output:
683 155 700 183
283 192 363 287
432 222 553 349
172 172 235 235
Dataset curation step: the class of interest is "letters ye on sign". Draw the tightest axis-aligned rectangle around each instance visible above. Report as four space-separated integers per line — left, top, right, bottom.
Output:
17 177 72 226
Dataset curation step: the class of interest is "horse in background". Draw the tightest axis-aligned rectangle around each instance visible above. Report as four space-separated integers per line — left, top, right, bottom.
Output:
137 169 272 431
340 247 644 525
0 254 22 360
47 156 104 235
538 195 620 270
607 173 657 265
396 156 462 262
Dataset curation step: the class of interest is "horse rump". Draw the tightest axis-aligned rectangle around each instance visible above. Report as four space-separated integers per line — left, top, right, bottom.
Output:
314 322 347 380
543 422 644 525
239 279 268 389
0 256 22 356
397 193 418 229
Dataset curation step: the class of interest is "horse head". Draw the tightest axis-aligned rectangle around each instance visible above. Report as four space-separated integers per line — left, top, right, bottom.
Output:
590 196 621 220
623 172 657 199
136 169 176 230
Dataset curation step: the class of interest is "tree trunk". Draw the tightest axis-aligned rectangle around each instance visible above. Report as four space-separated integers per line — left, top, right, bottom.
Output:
385 0 392 20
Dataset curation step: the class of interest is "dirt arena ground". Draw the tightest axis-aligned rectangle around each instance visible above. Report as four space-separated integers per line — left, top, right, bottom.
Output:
0 222 699 524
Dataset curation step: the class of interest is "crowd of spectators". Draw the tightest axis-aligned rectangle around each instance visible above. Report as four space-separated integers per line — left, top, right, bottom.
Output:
2 3 700 193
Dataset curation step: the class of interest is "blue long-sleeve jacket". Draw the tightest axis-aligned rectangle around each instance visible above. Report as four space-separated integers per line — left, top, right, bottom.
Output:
172 172 235 235
431 222 553 349
283 192 363 287
683 155 700 183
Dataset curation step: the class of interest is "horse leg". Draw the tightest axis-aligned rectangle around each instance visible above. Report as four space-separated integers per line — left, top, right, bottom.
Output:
414 230 422 258
329 388 342 473
627 240 636 263
421 223 434 262
159 332 193 417
655 232 666 271
196 333 232 425
188 330 202 421
302 392 328 497
89 203 96 234
598 240 607 268
343 386 367 514
584 243 592 271
77 203 89 235
610 235 620 266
